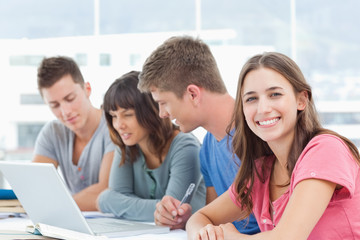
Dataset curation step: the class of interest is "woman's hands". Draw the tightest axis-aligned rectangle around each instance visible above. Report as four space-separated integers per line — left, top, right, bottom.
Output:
154 195 192 229
194 223 242 240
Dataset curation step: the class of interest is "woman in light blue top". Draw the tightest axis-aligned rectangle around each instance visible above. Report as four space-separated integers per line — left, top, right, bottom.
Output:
96 71 205 228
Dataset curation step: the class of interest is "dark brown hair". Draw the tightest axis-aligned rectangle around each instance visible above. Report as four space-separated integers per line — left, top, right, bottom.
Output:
37 56 84 93
103 71 179 165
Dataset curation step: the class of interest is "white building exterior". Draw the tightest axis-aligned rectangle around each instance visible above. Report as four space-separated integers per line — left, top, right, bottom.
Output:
3 30 358 161
0 30 275 160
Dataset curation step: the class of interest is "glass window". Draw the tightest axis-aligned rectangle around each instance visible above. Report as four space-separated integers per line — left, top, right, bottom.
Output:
129 54 141 67
20 94 44 105
320 112 360 125
75 53 87 66
99 53 111 66
9 55 44 66
17 123 44 148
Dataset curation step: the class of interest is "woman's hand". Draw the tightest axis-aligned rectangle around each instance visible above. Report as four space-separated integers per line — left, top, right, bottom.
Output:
220 223 243 240
186 190 244 240
154 195 192 229
196 224 224 240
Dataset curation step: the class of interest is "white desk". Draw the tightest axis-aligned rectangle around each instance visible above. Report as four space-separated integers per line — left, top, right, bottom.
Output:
0 213 187 240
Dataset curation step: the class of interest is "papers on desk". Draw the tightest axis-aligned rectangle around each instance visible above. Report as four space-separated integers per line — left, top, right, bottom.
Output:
0 216 187 240
116 229 187 240
0 229 54 240
0 199 25 213
26 223 107 240
25 223 186 240
0 189 24 214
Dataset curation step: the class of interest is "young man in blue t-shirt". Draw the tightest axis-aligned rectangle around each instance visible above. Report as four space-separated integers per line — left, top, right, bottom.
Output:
138 35 260 234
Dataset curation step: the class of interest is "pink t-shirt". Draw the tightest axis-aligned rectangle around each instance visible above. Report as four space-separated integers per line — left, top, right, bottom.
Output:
229 134 360 239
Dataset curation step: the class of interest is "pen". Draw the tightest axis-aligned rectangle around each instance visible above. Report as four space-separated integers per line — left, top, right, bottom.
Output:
178 183 195 208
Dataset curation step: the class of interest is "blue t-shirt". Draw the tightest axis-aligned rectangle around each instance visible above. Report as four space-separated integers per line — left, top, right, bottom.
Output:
200 131 260 234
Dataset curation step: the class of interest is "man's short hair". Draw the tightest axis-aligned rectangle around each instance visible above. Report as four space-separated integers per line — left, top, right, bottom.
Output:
138 35 227 98
37 56 84 93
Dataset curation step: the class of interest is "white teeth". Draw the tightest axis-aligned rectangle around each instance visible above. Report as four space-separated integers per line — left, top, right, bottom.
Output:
258 118 279 126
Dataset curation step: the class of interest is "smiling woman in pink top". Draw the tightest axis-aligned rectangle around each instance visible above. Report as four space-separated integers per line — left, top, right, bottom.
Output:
186 52 360 240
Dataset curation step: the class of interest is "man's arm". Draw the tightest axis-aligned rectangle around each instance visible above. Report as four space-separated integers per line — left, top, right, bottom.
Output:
33 154 59 168
73 151 114 211
205 186 218 204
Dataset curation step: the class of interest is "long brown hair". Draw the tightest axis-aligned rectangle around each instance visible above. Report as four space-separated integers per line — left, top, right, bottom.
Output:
230 52 360 218
103 71 179 165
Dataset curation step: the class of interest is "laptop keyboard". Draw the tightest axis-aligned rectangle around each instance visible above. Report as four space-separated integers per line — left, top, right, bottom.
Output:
87 218 134 233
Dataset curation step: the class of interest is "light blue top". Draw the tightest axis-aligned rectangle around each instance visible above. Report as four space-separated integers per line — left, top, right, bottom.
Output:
34 113 115 194
200 131 260 234
98 132 206 221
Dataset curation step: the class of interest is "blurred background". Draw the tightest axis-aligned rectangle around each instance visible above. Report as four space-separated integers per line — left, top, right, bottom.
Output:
0 0 359 161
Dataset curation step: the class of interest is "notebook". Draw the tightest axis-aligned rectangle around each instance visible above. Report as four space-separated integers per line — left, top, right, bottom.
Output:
0 161 169 238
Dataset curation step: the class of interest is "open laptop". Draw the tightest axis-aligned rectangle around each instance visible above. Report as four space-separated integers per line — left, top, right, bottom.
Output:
0 161 169 237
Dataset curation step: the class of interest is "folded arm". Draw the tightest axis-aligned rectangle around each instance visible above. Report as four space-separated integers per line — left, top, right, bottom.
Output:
72 151 114 211
187 178 336 240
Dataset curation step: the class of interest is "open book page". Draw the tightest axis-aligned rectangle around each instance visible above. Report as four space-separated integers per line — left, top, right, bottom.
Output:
0 229 55 239
26 223 108 240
